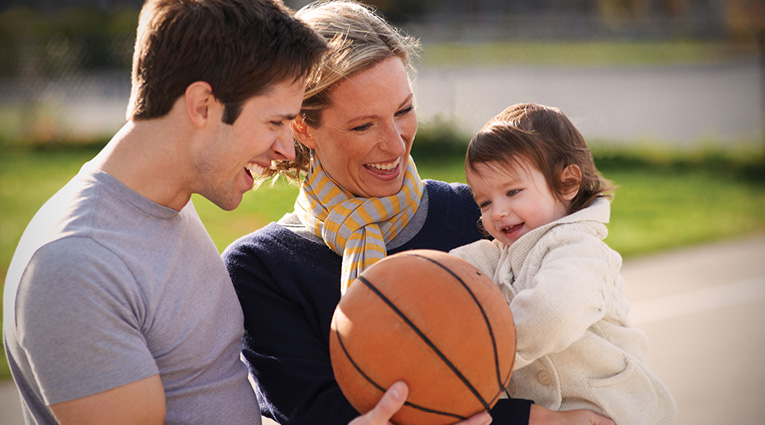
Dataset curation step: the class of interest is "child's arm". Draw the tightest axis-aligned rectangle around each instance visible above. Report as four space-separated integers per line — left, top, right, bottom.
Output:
511 230 619 369
449 239 503 282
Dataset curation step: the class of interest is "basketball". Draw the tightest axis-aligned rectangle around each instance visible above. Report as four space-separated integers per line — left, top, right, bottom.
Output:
329 249 516 425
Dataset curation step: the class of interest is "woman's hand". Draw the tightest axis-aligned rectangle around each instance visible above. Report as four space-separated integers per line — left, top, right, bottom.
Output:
349 382 493 425
530 405 616 425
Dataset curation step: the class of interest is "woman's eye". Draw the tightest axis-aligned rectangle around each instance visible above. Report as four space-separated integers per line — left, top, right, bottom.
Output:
396 105 414 116
351 123 372 132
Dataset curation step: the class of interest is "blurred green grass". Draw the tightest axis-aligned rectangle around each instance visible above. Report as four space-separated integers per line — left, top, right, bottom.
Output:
420 40 759 67
2 145 765 380
4 146 761 271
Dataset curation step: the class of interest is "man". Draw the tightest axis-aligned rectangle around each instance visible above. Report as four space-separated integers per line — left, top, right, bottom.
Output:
2 1 327 423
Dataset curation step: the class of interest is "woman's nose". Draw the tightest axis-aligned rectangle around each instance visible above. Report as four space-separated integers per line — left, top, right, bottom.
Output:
379 120 407 156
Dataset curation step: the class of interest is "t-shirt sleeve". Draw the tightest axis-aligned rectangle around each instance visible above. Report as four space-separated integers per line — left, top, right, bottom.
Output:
14 238 160 405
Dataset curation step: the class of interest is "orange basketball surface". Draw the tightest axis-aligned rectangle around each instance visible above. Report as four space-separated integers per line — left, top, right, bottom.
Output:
329 249 516 425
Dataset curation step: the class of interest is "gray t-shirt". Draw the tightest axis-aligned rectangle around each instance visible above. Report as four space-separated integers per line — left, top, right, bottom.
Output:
3 164 260 424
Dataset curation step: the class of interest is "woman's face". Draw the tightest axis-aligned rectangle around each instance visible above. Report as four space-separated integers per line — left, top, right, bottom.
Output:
296 56 417 198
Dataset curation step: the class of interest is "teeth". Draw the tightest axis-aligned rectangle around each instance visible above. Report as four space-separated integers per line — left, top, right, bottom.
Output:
503 224 518 231
367 157 400 171
246 163 266 176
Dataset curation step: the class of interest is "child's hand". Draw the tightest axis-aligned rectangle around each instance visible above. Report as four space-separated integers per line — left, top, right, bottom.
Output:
530 405 616 425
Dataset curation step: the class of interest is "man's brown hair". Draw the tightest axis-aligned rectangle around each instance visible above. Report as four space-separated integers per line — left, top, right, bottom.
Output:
127 0 326 124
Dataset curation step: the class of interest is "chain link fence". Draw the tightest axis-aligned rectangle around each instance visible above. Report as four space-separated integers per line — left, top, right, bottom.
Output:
0 30 134 145
0 2 762 147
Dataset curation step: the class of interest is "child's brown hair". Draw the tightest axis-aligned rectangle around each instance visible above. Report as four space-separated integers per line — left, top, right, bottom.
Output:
467 103 614 213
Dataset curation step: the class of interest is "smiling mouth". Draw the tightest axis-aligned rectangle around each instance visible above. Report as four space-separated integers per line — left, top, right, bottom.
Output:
502 223 523 235
245 163 267 178
365 157 401 174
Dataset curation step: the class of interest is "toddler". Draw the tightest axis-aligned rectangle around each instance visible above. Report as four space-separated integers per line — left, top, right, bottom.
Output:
450 103 676 425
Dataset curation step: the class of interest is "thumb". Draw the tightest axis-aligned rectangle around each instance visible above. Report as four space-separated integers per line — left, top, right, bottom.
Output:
358 382 409 425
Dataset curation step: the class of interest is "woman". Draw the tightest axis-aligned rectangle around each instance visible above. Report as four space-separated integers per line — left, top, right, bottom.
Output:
223 2 616 424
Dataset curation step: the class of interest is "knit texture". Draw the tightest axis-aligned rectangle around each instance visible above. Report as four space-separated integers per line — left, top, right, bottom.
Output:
452 198 676 425
295 155 424 293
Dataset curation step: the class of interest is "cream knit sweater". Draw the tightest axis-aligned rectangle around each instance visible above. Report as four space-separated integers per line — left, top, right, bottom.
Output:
451 198 676 425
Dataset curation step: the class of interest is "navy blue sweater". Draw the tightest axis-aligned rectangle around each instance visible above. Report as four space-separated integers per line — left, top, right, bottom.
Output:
223 180 532 425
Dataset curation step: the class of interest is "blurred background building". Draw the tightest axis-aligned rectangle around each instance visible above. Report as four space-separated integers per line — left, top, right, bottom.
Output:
0 0 762 147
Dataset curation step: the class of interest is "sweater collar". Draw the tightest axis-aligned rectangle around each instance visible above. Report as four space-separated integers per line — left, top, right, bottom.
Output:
508 197 612 272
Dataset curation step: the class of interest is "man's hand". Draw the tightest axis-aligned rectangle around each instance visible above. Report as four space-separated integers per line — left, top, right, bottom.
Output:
349 382 492 425
530 405 616 425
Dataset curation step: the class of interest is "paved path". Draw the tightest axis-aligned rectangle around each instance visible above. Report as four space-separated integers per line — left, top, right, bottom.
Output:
415 59 763 148
2 235 764 424
620 235 765 424
4 59 760 149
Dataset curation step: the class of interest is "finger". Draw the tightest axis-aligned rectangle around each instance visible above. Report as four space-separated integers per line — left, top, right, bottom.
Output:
458 411 492 425
350 382 408 425
594 415 616 425
372 382 408 421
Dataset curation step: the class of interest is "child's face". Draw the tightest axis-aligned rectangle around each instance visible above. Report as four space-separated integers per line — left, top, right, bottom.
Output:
467 158 570 246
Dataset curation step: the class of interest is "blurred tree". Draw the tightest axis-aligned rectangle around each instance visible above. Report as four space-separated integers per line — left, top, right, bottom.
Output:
725 0 765 41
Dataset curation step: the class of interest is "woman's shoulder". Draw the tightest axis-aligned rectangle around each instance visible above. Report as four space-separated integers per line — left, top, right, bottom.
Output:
223 222 314 263
225 222 289 247
424 179 473 199
394 180 482 253
423 179 477 215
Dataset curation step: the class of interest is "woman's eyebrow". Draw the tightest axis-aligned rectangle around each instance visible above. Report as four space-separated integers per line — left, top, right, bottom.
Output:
344 93 414 124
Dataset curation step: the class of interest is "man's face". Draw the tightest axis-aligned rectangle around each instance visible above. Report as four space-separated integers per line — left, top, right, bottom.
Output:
194 77 305 211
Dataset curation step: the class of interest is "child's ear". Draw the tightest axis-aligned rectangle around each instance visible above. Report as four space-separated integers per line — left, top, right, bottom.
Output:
560 164 582 201
290 115 317 149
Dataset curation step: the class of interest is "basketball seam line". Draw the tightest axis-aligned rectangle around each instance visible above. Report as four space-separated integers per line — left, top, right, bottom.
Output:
409 253 506 391
333 323 468 421
357 274 492 412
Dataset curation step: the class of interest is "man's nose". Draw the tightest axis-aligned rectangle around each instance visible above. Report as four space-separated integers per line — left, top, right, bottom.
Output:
273 126 296 161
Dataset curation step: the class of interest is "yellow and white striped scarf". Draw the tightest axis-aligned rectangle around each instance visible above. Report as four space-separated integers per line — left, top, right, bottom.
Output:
295 154 425 294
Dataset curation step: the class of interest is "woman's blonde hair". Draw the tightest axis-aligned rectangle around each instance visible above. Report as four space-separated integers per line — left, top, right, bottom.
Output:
269 0 421 180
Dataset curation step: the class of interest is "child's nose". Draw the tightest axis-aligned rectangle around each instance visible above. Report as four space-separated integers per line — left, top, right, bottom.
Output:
491 205 508 220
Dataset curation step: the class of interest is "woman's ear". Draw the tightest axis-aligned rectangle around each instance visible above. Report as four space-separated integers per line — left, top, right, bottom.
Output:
185 81 216 128
560 164 582 201
290 115 317 149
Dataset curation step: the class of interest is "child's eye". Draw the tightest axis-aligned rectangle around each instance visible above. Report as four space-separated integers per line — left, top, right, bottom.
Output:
507 189 520 197
477 200 491 210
